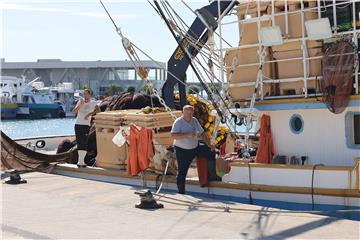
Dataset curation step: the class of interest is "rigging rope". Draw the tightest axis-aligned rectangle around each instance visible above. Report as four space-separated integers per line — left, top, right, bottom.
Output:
154 1 225 117
179 0 233 48
157 1 227 103
153 0 247 134
102 0 243 134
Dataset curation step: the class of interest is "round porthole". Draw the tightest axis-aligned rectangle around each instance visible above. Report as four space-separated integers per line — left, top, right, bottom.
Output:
289 114 304 134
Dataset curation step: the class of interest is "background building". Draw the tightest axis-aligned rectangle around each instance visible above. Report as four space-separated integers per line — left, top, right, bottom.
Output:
0 58 166 96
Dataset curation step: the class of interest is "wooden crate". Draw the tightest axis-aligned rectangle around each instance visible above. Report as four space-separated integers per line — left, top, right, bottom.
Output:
236 1 269 17
272 40 322 52
153 131 173 146
273 47 323 79
279 80 318 96
228 83 272 102
275 11 318 39
237 8 318 45
94 110 179 171
225 47 271 83
94 110 182 128
95 126 128 170
237 0 317 20
239 20 272 45
228 79 318 101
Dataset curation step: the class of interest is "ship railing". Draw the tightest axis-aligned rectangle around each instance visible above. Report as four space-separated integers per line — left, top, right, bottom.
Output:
215 0 359 101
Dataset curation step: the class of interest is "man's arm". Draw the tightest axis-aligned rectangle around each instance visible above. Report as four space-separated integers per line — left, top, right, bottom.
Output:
199 131 211 146
193 118 213 147
199 131 215 150
72 99 84 113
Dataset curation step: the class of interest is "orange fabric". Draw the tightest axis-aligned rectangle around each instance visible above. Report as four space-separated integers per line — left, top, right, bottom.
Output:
255 114 275 164
219 143 226 156
127 124 140 175
196 157 208 187
138 127 154 171
127 124 154 176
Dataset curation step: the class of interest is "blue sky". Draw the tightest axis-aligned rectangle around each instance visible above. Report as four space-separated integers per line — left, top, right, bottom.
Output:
1 0 239 79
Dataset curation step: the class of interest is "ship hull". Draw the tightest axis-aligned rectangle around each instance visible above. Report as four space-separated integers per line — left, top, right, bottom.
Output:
16 103 63 119
0 103 18 119
9 134 360 211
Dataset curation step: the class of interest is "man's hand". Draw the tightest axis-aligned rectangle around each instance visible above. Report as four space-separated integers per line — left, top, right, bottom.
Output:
199 132 212 147
72 98 85 114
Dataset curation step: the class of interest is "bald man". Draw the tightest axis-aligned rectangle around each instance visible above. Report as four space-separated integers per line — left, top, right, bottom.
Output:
171 105 220 194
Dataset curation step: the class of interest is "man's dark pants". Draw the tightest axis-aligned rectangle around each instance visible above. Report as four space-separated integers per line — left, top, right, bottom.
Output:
74 124 90 151
175 144 218 194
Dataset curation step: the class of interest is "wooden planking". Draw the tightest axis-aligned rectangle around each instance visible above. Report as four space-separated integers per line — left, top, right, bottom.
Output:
95 120 175 129
229 161 353 171
95 110 182 121
94 110 181 129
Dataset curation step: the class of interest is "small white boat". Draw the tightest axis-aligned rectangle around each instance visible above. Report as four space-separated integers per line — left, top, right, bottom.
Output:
43 82 76 117
0 76 66 119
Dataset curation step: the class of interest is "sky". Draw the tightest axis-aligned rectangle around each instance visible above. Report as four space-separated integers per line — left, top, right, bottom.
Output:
1 0 239 70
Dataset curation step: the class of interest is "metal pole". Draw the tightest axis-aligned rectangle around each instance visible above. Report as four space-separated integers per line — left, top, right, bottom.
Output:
285 0 289 36
257 0 264 100
153 0 223 118
300 0 308 98
332 0 337 34
353 0 359 94
271 0 275 27
218 0 225 87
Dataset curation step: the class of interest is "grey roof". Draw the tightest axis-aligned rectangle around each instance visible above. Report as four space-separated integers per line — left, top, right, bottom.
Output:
0 59 166 69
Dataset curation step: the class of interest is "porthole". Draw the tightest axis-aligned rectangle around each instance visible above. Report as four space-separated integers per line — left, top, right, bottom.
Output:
289 114 304 134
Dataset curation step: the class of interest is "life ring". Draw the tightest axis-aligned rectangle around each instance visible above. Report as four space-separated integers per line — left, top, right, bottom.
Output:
35 140 46 149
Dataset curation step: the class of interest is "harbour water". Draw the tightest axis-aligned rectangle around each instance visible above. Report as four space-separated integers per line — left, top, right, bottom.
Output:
1 118 76 139
1 117 255 140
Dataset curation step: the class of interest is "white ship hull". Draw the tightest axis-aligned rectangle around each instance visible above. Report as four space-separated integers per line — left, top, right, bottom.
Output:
14 131 360 209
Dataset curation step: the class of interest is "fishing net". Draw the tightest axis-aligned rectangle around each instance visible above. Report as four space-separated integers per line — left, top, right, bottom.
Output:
321 41 355 114
1 131 76 172
106 92 163 111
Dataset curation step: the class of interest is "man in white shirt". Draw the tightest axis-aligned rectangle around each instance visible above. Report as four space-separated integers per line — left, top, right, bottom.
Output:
72 89 100 167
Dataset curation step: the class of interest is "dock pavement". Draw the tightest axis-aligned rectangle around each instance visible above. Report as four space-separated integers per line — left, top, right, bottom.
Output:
2 172 359 239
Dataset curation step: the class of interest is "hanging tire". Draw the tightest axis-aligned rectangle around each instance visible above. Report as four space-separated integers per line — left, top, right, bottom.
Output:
58 107 66 118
